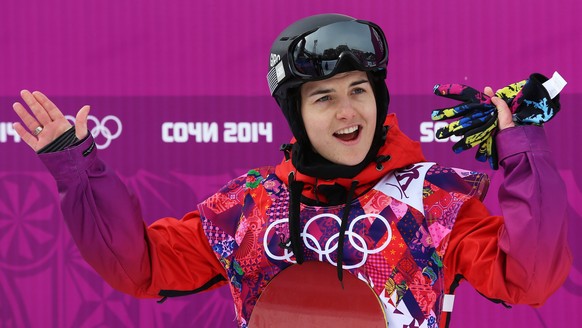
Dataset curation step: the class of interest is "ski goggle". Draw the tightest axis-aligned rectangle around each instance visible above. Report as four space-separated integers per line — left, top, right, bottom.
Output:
289 20 388 80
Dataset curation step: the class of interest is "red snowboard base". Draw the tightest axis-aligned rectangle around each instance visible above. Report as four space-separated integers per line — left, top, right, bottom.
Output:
249 261 387 327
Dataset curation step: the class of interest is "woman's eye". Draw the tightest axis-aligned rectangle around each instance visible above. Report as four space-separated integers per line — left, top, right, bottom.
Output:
316 95 331 103
352 87 366 94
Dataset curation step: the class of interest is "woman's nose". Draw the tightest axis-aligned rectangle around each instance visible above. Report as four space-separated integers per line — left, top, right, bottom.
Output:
335 99 357 120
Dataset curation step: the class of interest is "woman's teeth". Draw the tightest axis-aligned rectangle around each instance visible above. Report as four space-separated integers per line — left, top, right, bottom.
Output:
334 126 360 141
335 126 359 135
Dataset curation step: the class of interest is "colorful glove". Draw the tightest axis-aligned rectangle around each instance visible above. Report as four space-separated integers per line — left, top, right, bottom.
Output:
494 79 526 103
476 80 525 170
430 72 566 170
431 83 497 140
431 83 495 119
431 81 527 140
475 134 499 170
431 84 499 168
508 73 562 125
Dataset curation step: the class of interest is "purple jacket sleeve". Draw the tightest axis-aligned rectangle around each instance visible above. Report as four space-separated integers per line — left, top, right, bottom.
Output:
494 124 572 303
38 137 226 298
445 124 572 306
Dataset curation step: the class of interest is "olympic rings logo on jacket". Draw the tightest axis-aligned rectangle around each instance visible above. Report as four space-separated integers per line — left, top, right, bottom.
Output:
263 213 393 269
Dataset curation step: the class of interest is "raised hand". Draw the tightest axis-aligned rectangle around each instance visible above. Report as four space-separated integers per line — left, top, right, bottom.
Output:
12 90 90 152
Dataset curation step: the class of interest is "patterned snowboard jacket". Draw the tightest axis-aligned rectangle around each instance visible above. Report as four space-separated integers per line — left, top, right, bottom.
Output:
199 162 489 327
39 115 571 328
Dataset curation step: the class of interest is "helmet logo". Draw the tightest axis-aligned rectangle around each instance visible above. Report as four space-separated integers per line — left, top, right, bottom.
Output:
270 53 281 67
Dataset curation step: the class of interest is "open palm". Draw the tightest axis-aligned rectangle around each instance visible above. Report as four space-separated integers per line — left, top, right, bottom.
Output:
12 90 90 152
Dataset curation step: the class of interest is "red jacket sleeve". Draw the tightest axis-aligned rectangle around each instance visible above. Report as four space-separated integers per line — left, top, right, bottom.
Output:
144 211 228 297
443 125 572 306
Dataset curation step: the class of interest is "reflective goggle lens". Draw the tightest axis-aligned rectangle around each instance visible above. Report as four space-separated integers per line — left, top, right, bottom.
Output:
291 21 387 78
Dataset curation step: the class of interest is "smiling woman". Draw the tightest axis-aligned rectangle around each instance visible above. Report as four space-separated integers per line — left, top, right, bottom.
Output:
300 71 377 166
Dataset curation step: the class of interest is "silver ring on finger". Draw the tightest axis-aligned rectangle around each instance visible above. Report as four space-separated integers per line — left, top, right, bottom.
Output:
33 125 44 136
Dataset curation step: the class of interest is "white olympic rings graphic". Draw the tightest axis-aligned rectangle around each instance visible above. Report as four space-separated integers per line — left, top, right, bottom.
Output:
264 218 297 263
65 114 122 149
264 213 393 269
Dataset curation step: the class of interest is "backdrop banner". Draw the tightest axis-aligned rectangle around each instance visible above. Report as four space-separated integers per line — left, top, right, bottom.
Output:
1 1 580 327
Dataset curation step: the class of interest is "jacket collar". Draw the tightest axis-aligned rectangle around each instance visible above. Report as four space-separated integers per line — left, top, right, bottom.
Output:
275 113 426 202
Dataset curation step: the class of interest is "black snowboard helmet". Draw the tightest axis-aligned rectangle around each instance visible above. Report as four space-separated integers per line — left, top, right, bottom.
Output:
267 13 391 178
